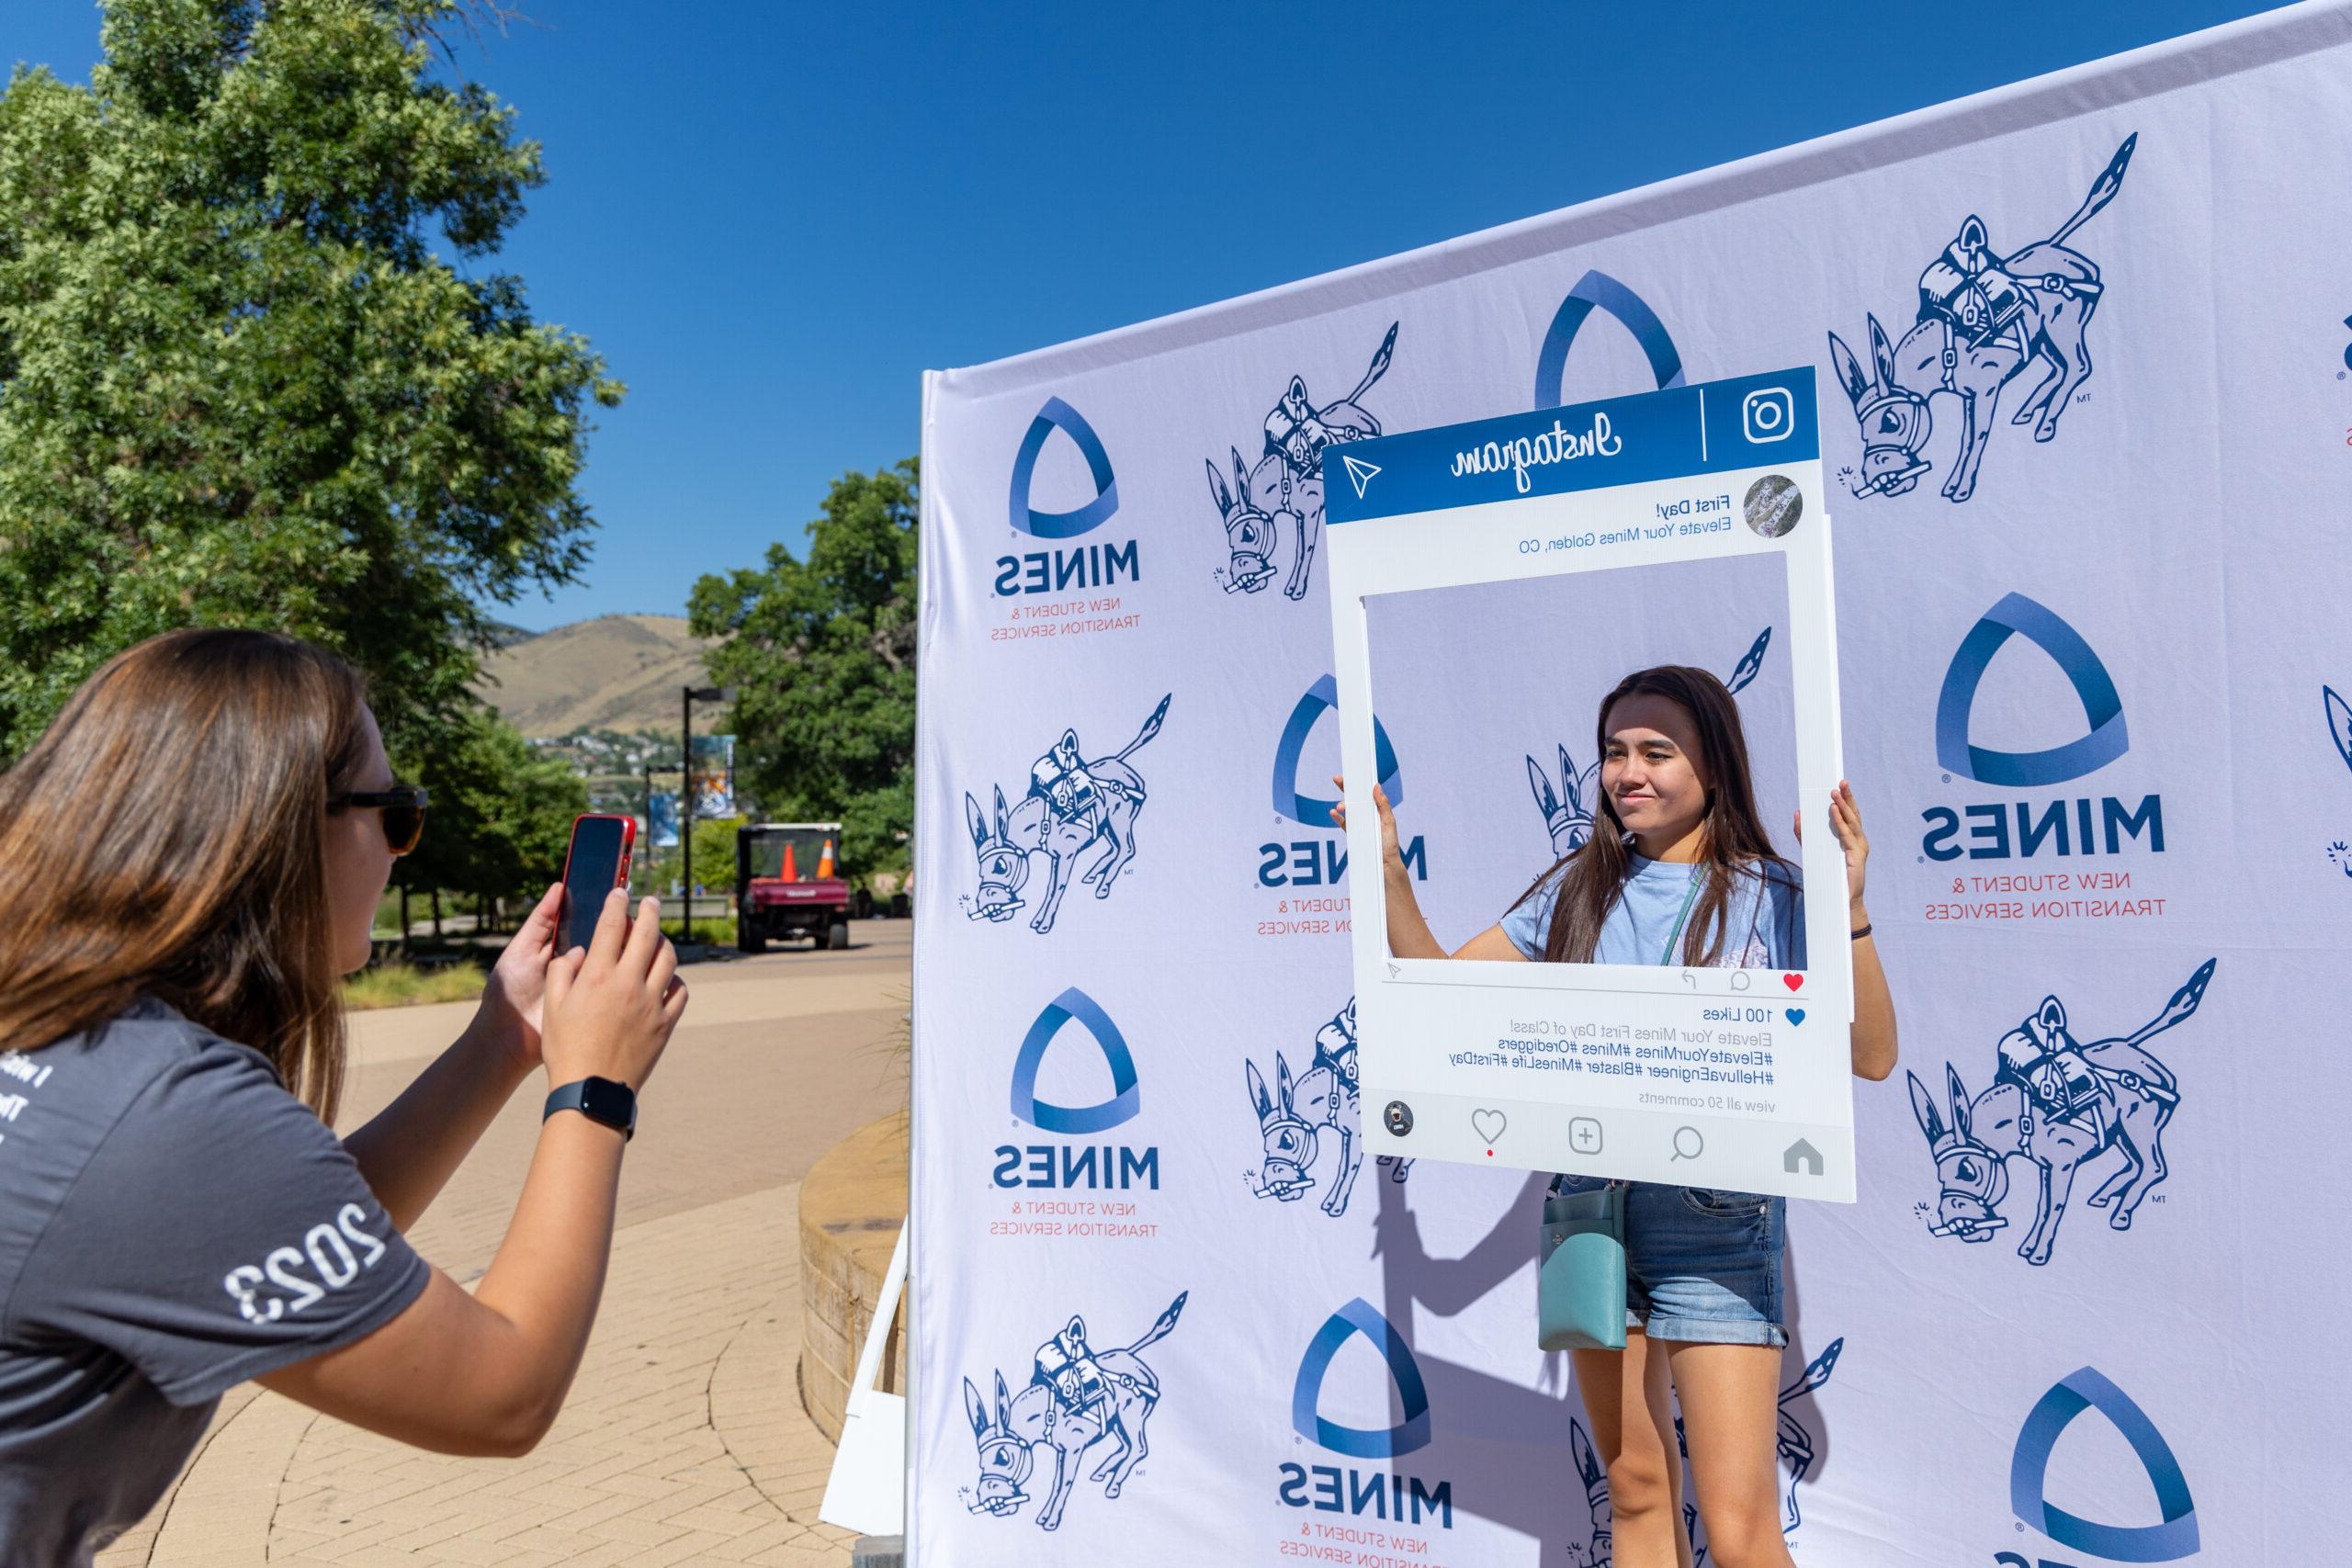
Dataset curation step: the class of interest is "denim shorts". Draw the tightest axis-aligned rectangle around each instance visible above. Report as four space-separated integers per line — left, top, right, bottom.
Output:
1554 1174 1786 1347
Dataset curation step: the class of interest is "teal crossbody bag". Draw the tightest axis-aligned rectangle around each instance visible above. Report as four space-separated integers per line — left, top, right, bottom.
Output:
1535 868 1704 1353
1537 1179 1626 1351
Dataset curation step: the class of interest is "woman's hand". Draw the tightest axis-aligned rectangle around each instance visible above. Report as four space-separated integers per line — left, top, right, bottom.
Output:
1808 781 1897 1080
1796 780 1871 917
349 880 600 1233
469 882 566 1076
1329 774 1404 877
540 890 689 1090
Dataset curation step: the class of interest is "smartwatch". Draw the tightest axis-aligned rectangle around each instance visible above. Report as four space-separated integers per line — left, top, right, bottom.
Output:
545 1077 637 1142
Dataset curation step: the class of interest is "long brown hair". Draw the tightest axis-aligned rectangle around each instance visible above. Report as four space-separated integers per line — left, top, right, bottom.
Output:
0 630 374 1120
1517 665 1792 965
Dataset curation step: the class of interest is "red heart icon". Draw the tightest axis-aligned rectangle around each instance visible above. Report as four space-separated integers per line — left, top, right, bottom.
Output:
1782 974 1803 991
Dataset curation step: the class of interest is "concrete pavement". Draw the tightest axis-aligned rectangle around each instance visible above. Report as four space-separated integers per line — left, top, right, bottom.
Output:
99 920 912 1568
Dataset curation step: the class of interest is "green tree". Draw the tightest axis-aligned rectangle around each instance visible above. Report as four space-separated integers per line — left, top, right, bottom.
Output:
637 813 741 898
688 460 916 876
0 0 620 760
396 706 585 919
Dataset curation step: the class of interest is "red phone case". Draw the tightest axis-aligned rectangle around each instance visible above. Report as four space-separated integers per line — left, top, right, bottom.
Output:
560 813 638 898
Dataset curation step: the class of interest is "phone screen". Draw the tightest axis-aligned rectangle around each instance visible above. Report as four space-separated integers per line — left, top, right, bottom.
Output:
563 817 630 952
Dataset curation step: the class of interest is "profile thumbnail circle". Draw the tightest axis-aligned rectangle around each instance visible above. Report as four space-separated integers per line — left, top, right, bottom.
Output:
1744 474 1803 537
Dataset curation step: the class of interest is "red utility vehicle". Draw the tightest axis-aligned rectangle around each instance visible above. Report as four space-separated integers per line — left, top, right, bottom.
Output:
736 822 852 952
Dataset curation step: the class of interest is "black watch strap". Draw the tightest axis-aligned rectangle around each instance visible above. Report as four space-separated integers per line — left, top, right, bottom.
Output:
545 1077 637 1142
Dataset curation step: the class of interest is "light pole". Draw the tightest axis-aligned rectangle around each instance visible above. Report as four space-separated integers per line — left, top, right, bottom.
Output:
681 684 733 943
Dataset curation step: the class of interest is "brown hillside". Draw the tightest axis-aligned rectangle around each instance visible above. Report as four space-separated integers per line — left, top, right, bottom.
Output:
476 614 718 738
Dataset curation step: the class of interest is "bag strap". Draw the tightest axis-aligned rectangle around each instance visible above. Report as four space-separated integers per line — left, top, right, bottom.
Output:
1657 869 1703 966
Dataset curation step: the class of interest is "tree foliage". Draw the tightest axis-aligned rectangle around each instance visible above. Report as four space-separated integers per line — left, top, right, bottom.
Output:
689 460 916 876
636 813 741 898
0 0 622 760
396 706 584 908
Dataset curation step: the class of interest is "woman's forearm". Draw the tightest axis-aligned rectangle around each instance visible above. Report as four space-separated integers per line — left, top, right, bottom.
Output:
1384 863 1447 959
1848 899 1898 1081
465 1111 625 1438
261 1107 626 1457
344 1023 532 1233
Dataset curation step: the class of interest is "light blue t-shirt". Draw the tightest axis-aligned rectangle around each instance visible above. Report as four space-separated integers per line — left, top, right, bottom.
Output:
1500 854 1805 969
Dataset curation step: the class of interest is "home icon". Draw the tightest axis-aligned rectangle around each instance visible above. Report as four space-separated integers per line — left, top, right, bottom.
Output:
1783 1139 1824 1177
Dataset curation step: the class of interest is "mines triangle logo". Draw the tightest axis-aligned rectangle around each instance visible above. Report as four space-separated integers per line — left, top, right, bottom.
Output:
1279 1298 1454 1529
1937 592 2128 787
1010 987 1139 1134
1290 1298 1430 1457
1922 592 2164 865
998 396 1142 602
994 987 1159 1195
1009 397 1119 538
1534 269 1686 408
1272 675 1403 826
2009 1366 2199 1562
1261 675 1422 891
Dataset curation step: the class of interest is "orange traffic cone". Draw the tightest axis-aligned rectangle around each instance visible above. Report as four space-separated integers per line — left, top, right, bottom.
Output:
781 841 798 882
817 839 836 879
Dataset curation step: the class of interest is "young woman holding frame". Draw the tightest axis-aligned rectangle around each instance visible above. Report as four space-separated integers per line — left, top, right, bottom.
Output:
1337 664 1896 1568
0 630 689 1565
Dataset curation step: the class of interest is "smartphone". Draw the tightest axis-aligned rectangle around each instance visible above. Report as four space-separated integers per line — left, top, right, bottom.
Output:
560 813 638 953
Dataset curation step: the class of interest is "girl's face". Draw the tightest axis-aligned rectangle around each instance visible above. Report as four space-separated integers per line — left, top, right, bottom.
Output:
322 706 399 976
1600 693 1710 848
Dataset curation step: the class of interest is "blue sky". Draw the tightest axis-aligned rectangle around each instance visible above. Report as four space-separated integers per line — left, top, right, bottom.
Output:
8 0 2281 631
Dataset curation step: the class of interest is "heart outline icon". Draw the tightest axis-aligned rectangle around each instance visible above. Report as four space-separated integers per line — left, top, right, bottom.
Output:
1471 1109 1508 1145
1785 1008 1806 1026
1781 973 1803 992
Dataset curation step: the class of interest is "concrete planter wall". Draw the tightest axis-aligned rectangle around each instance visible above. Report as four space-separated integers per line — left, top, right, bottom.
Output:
797 1108 908 1443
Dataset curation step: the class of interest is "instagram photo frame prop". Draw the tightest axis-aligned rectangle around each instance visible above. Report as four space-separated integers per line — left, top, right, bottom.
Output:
1322 368 1857 1201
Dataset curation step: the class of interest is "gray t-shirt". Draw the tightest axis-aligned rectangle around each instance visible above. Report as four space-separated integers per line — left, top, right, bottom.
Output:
0 998 427 1565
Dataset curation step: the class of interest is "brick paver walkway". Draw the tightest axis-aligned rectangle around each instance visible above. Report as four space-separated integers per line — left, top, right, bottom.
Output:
99 922 911 1567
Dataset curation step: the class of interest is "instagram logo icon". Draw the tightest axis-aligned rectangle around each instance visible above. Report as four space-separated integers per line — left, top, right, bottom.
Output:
1742 386 1794 445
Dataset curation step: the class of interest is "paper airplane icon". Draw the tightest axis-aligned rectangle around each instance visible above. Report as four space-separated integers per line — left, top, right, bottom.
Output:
1385 963 1400 979
1340 454 1381 500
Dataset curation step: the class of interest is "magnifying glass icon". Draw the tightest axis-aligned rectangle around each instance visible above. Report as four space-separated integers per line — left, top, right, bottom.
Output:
1670 1126 1704 1162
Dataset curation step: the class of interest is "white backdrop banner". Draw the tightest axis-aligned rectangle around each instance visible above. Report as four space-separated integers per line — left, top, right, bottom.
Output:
911 6 2352 1562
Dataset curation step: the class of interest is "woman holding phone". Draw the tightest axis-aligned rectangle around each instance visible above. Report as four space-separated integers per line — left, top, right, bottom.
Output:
1336 665 1896 1568
0 630 688 1565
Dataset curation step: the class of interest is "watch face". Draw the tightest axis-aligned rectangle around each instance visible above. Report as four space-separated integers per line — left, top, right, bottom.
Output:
578 1077 636 1130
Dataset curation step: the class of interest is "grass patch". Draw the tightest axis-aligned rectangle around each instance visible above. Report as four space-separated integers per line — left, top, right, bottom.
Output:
372 886 407 941
345 961 486 1010
659 917 743 944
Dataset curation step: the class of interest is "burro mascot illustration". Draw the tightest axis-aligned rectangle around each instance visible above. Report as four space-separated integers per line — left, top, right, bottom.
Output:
961 694 1170 934
1207 322 1397 602
959 1294 1189 1530
1243 999 1414 1218
1909 957 2213 1266
1826 135 2135 503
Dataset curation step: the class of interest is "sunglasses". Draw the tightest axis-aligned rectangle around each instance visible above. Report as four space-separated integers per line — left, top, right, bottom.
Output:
330 785 429 857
